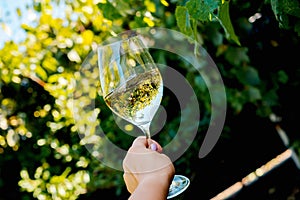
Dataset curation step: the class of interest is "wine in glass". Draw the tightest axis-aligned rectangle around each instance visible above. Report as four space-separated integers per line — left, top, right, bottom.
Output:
97 33 190 199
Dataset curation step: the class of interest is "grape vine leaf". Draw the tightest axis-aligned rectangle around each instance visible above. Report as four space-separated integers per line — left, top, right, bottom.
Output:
217 1 241 46
185 0 218 22
175 6 193 36
270 0 300 35
175 0 241 45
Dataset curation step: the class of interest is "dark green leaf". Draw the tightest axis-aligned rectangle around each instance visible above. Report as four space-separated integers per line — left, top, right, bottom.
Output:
282 0 300 18
295 20 300 36
277 70 288 84
224 47 249 66
236 66 261 86
247 86 262 102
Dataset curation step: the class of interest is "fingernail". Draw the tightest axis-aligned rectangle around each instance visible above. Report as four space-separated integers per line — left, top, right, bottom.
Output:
150 143 157 151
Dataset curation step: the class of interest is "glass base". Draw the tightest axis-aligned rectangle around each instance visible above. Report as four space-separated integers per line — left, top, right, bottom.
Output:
167 175 190 199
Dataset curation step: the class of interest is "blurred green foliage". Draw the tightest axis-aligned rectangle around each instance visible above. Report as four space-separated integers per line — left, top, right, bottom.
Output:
0 0 299 199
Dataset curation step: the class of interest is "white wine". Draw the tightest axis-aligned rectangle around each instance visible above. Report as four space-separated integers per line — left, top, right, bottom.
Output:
97 35 190 199
104 68 163 126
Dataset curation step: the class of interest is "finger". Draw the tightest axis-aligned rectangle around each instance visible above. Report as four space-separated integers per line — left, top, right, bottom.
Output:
131 136 163 153
131 136 147 148
150 143 157 151
150 140 163 153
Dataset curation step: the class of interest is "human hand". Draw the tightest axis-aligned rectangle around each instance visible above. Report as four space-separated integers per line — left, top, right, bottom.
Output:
123 136 175 200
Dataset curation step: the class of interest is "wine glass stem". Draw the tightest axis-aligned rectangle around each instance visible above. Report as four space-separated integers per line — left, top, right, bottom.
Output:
139 123 151 147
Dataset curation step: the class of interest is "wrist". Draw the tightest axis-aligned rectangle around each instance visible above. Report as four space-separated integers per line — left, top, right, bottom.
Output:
129 173 173 200
142 172 173 188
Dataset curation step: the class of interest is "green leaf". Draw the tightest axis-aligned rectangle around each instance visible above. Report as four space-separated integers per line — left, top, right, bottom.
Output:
295 20 300 36
271 0 286 28
271 0 291 29
186 0 218 22
227 88 246 113
48 74 60 83
42 56 58 72
175 6 193 36
277 70 288 84
263 89 279 107
282 0 300 18
271 0 300 33
224 47 249 66
217 1 241 46
247 86 261 102
114 0 134 16
236 66 261 86
97 2 122 20
35 65 48 81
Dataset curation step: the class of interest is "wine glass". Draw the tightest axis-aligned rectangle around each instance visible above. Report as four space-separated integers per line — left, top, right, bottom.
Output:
97 33 190 199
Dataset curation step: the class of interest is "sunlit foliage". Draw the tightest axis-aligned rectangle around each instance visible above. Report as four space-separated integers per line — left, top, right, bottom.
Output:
0 0 299 199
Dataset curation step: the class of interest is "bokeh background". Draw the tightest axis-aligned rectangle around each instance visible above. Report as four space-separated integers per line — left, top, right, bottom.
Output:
1 0 300 199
